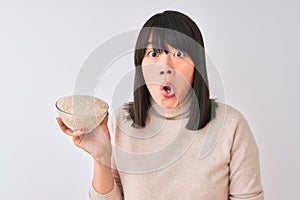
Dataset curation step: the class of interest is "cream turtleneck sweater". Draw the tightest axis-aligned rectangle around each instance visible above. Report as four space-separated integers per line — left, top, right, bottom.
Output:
89 98 264 200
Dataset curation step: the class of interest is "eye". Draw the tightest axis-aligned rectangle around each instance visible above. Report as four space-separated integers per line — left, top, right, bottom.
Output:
174 50 184 57
148 51 158 57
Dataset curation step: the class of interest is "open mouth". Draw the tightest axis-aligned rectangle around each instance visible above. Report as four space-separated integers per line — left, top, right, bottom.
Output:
163 85 172 93
160 82 175 98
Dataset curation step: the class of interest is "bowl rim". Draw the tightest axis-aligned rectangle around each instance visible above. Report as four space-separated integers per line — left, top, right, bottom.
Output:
55 95 109 116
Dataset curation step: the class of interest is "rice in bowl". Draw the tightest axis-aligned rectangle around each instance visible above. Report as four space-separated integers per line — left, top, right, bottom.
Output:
56 95 108 134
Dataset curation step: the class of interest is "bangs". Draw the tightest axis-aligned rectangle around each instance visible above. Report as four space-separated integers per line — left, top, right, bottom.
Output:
148 28 191 53
150 27 194 54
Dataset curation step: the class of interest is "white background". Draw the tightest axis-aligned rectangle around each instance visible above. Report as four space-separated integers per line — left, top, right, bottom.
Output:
1 0 299 199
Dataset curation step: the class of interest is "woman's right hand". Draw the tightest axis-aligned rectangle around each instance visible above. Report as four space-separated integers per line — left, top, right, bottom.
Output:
56 113 112 164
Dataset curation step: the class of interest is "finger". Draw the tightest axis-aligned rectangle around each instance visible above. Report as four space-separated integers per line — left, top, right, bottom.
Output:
56 117 72 135
98 112 109 132
72 136 91 154
100 111 109 126
72 135 82 147
56 117 82 137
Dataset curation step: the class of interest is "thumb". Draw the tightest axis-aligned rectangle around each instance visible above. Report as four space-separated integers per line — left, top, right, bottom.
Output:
100 111 109 126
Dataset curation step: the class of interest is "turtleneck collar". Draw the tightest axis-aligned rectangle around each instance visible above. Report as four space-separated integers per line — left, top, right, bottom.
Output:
149 90 193 120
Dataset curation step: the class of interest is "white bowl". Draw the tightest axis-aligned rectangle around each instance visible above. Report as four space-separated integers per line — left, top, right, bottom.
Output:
55 95 108 134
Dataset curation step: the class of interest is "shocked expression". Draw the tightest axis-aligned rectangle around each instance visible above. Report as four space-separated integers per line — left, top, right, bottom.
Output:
142 43 194 109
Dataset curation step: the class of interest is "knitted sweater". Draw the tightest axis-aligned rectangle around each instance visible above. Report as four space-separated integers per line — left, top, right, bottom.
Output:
89 98 264 200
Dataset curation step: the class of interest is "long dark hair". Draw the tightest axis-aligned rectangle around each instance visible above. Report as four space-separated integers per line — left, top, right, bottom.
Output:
127 10 217 130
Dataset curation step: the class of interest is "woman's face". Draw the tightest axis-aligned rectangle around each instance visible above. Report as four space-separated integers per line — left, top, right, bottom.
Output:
141 41 194 109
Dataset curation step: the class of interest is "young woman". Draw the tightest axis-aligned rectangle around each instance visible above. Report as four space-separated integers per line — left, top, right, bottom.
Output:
57 10 264 199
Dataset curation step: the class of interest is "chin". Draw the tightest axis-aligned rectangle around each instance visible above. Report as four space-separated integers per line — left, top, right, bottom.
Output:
160 98 179 109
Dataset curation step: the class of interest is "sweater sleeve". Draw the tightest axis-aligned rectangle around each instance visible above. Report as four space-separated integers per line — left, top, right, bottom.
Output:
89 178 122 200
89 157 124 200
228 110 264 200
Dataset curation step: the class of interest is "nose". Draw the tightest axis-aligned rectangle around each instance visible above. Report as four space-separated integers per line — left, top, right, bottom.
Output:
158 53 174 75
159 66 174 75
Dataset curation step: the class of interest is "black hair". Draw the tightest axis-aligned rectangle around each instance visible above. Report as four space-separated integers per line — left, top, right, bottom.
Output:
126 10 217 130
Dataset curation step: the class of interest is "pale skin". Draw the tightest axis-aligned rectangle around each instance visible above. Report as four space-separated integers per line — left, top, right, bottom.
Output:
142 43 194 108
56 43 195 195
56 115 114 194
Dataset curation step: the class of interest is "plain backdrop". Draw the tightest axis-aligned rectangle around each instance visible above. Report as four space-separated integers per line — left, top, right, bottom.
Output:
1 0 299 199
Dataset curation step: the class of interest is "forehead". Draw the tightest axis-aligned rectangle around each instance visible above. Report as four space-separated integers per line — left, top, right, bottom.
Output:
145 33 178 51
147 29 189 50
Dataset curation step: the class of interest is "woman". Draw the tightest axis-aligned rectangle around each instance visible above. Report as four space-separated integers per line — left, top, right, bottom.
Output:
57 10 264 199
